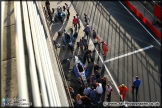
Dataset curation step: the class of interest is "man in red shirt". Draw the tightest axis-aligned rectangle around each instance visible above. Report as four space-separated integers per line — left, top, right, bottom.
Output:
118 84 128 101
101 41 108 56
73 16 78 30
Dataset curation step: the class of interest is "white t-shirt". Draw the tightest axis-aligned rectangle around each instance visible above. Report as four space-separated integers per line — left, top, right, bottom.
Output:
106 86 112 93
66 5 69 10
96 83 103 94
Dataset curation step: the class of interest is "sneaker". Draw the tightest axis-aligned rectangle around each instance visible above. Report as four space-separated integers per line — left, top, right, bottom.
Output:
98 101 102 103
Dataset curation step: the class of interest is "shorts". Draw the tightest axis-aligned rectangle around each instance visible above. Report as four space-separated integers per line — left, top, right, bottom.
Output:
98 93 102 98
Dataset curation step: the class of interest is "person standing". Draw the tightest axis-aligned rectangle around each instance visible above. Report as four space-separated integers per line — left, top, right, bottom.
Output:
118 84 128 101
90 75 97 88
65 3 70 15
72 16 78 30
92 30 97 39
83 25 91 42
75 94 83 107
102 41 108 56
132 76 141 96
76 14 80 28
106 84 112 101
96 83 103 103
101 76 107 92
90 87 97 105
83 49 92 64
83 85 91 97
81 95 91 107
45 0 50 10
93 62 101 80
82 37 88 50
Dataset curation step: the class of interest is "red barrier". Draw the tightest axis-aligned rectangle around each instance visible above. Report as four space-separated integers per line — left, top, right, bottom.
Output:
123 0 161 40
153 4 161 21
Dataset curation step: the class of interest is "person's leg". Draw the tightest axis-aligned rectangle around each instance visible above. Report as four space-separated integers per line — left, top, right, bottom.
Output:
122 93 126 101
104 50 106 56
136 87 139 96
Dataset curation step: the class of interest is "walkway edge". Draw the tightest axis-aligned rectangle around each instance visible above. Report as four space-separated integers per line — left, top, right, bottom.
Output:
122 0 161 40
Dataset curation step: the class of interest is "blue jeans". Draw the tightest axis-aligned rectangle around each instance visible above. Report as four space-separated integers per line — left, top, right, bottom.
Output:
91 98 96 104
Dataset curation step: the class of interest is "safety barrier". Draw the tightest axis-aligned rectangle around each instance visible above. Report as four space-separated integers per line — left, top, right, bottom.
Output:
39 3 74 107
14 1 29 106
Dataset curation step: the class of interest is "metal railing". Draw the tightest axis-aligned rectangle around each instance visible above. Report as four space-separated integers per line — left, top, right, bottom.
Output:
14 1 29 106
2 1 74 107
22 1 42 106
39 3 74 107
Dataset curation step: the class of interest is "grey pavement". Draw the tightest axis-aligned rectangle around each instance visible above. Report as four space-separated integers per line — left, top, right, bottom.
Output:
72 0 161 106
45 1 120 107
1 1 32 104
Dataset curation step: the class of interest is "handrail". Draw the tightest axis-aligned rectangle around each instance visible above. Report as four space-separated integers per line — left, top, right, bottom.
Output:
33 3 61 105
1 1 5 80
39 3 74 107
26 1 49 106
27 1 54 106
22 1 42 106
14 1 29 106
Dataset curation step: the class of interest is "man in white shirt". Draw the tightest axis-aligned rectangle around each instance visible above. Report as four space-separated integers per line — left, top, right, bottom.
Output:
96 83 103 103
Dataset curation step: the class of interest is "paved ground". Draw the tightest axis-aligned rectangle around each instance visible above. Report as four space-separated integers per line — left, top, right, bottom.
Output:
44 1 120 107
1 1 32 105
72 0 161 106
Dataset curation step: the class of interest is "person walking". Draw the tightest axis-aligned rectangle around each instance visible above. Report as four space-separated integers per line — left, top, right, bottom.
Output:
92 30 97 39
101 41 108 56
132 76 141 96
83 85 91 97
90 87 97 105
118 84 128 101
73 16 78 30
84 13 90 25
94 36 102 51
65 3 70 15
76 14 81 28
101 76 107 93
96 83 103 103
106 84 112 101
76 94 83 107
83 25 91 42
83 49 92 64
82 37 88 50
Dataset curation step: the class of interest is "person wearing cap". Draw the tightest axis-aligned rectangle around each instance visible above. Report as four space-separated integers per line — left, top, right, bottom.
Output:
118 84 128 101
132 76 141 96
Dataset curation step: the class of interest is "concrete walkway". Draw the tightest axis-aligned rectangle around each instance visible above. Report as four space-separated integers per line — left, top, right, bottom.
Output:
1 1 32 104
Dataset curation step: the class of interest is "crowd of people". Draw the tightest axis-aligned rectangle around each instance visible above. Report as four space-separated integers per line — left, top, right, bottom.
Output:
43 1 142 107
